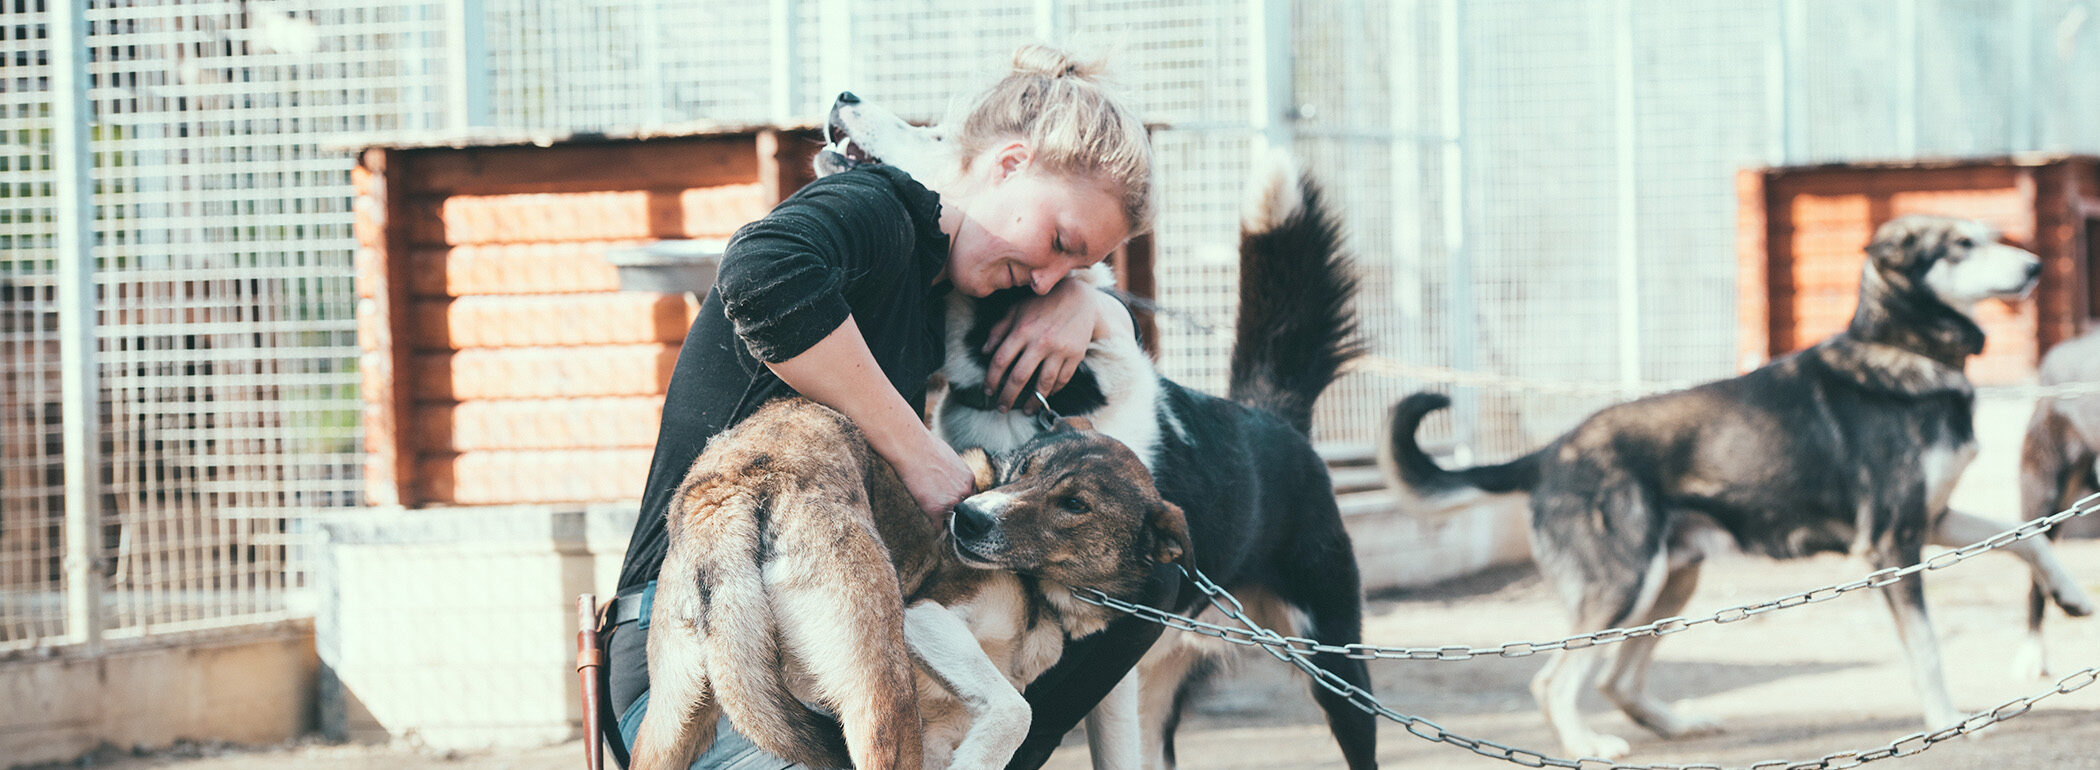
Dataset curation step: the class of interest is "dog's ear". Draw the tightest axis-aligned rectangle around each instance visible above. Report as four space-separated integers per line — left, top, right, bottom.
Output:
1054 416 1095 433
960 447 996 492
1149 501 1193 566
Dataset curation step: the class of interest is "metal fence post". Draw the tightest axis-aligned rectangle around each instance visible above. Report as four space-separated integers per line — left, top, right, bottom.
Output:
448 0 491 131
53 0 103 654
1613 0 1642 389
1250 0 1294 156
1439 0 1479 453
771 0 799 124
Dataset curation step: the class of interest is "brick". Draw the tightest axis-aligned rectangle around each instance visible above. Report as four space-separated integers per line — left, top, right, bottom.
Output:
404 294 696 350
1786 194 1872 228
677 184 769 238
409 345 680 401
415 449 653 505
412 191 656 246
407 242 640 297
408 397 664 452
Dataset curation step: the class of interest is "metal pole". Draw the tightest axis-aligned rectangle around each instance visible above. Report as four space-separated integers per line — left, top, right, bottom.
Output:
770 0 799 124
1034 0 1061 43
1439 0 1479 452
1613 0 1641 389
1250 0 1295 155
447 0 489 131
1766 0 1798 165
2013 0 2038 152
54 0 104 653
818 0 852 119
1896 0 1918 157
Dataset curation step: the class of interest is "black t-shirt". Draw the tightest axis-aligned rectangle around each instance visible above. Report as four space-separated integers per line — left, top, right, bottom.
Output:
617 164 950 591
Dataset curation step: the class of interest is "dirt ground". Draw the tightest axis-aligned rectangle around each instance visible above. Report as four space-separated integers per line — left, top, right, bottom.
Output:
48 538 2100 770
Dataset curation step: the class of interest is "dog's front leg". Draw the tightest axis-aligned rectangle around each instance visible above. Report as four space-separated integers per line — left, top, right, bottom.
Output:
1870 540 1962 730
1082 671 1142 770
904 603 1031 769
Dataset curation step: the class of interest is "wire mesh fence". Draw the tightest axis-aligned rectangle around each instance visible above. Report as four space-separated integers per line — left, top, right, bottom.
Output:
1 0 452 651
8 0 2100 654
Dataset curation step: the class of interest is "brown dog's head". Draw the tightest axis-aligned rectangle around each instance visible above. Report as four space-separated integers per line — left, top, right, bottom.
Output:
949 417 1191 600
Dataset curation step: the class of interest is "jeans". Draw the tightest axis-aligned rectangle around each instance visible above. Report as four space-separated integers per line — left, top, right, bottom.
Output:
616 690 818 770
610 581 822 770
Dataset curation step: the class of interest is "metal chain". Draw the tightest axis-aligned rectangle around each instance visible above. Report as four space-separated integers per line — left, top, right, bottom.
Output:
1351 356 2100 401
1074 492 2100 662
1152 558 2100 770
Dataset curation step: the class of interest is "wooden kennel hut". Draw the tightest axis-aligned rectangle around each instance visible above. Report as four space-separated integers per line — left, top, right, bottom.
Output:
1737 155 2100 384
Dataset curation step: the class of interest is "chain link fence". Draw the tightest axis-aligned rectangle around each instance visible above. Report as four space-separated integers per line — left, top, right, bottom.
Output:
9 0 2100 656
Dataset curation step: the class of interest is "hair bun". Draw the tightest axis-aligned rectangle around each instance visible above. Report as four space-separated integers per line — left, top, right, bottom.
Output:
1012 44 1101 81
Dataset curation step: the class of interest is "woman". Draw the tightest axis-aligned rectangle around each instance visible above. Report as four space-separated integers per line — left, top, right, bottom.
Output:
608 46 1170 770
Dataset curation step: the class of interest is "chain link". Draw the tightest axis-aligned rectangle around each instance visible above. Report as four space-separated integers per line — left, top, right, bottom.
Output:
1078 551 2100 770
1350 356 2100 401
1076 492 2100 662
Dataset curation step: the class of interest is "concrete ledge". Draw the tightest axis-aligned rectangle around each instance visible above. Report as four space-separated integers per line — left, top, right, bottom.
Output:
1343 490 1532 592
313 503 636 751
0 623 317 768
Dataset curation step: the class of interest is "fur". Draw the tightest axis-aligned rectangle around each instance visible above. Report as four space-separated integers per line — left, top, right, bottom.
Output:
817 96 1378 770
2013 328 2100 679
1383 214 2091 759
631 399 1189 770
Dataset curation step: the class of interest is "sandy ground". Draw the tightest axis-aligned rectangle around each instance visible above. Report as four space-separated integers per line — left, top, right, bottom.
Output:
42 538 2100 770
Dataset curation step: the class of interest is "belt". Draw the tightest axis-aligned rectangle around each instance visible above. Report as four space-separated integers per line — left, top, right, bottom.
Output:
610 582 654 629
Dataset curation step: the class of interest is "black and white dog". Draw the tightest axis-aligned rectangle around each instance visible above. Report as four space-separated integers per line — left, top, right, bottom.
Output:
819 94 1380 770
1384 215 2094 759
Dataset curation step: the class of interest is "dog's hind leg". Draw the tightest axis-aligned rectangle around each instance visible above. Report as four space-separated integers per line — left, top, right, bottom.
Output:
1530 481 1664 760
1599 557 1720 739
631 548 721 770
771 514 922 770
1269 527 1379 770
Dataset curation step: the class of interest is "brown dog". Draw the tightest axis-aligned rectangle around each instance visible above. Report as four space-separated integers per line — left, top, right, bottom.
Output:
630 397 1190 770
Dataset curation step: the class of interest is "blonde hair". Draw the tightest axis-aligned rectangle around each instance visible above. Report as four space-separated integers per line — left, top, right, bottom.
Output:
951 45 1155 235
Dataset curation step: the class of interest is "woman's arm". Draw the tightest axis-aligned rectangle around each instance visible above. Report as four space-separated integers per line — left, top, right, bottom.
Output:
767 314 974 521
983 278 1135 411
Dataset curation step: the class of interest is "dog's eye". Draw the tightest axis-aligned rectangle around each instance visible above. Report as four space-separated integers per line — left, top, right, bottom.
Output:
1058 495 1090 514
1955 237 1975 249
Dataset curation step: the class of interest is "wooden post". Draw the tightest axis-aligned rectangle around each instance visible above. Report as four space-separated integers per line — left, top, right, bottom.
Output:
355 149 420 507
1735 167 1772 373
1113 233 1159 359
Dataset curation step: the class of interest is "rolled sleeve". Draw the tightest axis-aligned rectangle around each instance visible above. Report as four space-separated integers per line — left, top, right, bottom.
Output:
714 172 917 363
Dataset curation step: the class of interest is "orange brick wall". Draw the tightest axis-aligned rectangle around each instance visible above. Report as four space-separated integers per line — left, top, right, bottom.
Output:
356 130 823 507
1740 159 2100 386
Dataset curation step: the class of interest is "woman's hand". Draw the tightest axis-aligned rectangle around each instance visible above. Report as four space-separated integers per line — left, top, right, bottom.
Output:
893 439 978 522
983 278 1133 411
764 315 981 524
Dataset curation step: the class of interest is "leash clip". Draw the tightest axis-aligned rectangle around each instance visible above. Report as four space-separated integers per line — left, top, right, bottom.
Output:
1031 391 1061 432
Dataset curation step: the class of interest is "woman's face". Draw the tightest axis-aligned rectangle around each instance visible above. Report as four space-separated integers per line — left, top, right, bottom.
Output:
942 143 1131 298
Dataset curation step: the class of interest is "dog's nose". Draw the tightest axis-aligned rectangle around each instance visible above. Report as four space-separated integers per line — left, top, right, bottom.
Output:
952 501 994 541
2027 260 2043 279
836 91 860 105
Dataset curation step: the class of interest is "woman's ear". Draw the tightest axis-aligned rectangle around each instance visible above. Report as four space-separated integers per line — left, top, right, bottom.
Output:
993 140 1032 179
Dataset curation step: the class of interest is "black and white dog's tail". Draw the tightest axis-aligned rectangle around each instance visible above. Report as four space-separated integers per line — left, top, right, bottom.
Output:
1381 392 1543 516
1228 154 1362 434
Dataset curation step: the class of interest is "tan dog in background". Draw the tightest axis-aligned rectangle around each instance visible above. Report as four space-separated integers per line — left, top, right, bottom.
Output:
630 397 1190 770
